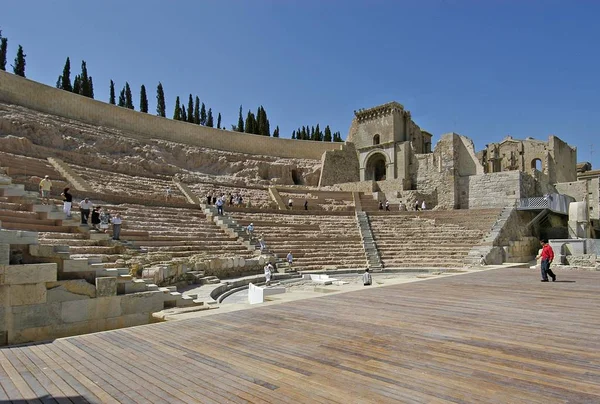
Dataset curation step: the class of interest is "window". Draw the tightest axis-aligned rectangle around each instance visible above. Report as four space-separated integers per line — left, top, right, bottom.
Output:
373 134 380 145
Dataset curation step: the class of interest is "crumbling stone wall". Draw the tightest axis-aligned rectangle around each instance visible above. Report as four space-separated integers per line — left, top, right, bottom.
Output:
318 143 360 186
458 171 526 208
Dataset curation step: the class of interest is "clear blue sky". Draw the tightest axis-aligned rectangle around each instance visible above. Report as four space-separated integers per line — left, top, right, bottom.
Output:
2 1 599 168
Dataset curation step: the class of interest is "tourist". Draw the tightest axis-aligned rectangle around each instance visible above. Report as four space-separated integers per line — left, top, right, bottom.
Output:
288 198 293 208
379 201 383 210
39 175 52 205
212 194 217 205
206 193 212 205
61 187 72 218
421 200 427 210
264 262 272 286
287 251 293 268
79 198 93 225
538 239 556 282
414 200 420 211
111 212 123 241
216 196 224 215
229 194 234 206
99 208 111 232
398 202 407 211
304 200 308 210
246 223 254 239
385 200 390 211
91 206 101 230
258 234 266 251
479 255 487 266
165 186 172 201
363 268 372 286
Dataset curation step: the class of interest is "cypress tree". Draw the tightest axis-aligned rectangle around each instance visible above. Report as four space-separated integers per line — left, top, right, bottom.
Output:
0 32 7 71
200 103 207 125
291 130 296 140
256 106 262 134
60 57 72 92
124 82 134 109
73 75 81 94
173 96 181 120
88 76 94 99
140 85 148 113
109 80 116 104
187 94 194 123
273 126 280 138
181 104 187 122
193 96 200 124
206 108 214 127
315 124 321 141
324 125 332 142
236 105 244 132
217 113 222 129
56 76 62 88
156 82 166 117
118 88 126 107
310 126 316 140
79 61 90 97
245 110 255 134
12 45 26 77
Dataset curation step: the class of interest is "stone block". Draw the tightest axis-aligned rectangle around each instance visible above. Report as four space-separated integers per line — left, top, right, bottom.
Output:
120 291 164 315
0 286 8 307
11 302 61 330
96 277 117 297
61 299 96 323
62 259 91 273
29 244 69 257
1 263 57 285
46 280 96 298
10 284 47 306
0 244 9 265
47 287 92 303
95 296 122 319
0 230 38 245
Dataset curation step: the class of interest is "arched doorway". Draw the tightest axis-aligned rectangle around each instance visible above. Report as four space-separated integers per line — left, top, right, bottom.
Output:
531 158 542 172
365 153 387 181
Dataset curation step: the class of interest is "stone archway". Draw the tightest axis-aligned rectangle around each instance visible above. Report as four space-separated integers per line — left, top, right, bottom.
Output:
365 153 387 181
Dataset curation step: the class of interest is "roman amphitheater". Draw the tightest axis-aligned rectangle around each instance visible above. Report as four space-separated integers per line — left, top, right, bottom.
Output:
0 70 599 402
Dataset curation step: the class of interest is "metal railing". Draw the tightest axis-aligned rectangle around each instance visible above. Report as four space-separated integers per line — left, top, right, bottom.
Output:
518 193 574 215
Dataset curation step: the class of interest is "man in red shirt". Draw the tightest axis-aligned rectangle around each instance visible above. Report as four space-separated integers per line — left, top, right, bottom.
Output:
539 239 556 282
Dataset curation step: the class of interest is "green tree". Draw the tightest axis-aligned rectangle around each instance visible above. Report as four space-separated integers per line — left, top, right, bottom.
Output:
173 96 181 120
193 96 200 124
118 88 126 107
217 113 222 129
206 108 214 127
273 126 280 138
0 31 7 71
314 124 321 141
88 76 94 99
244 110 256 134
324 125 332 142
187 94 194 123
124 82 134 109
200 103 207 125
291 130 296 140
73 75 81 94
60 57 72 92
156 82 166 117
109 80 116 104
56 76 61 88
181 103 187 122
236 105 244 132
12 45 26 77
139 84 148 113
333 131 343 142
79 61 91 97
257 106 270 136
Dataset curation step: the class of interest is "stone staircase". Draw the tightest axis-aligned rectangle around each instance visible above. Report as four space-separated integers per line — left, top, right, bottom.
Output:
369 209 502 268
47 157 92 192
356 211 382 270
228 211 367 271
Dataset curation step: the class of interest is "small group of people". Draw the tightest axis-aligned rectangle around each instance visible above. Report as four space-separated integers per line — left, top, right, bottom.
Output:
77 197 123 241
414 200 426 211
378 200 391 211
206 192 245 208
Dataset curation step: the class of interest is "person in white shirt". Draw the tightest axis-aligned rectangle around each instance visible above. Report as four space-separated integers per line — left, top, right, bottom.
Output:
215 196 224 215
264 263 272 286
79 198 93 224
421 200 427 210
286 252 293 268
111 212 123 240
363 268 372 286
165 186 172 201
288 198 293 208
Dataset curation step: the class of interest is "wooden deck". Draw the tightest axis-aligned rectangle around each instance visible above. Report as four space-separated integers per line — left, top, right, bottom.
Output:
1 267 600 403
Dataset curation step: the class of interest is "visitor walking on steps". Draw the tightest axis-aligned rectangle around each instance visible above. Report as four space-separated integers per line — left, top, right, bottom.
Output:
61 187 72 217
165 186 172 201
99 208 111 232
288 198 293 208
385 200 390 211
287 251 293 268
258 234 266 251
79 198 93 224
363 268 372 286
216 196 224 215
91 206 101 230
304 200 308 210
264 262 272 286
538 239 556 282
111 212 123 241
414 200 421 211
246 223 255 240
421 200 427 210
39 175 52 205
